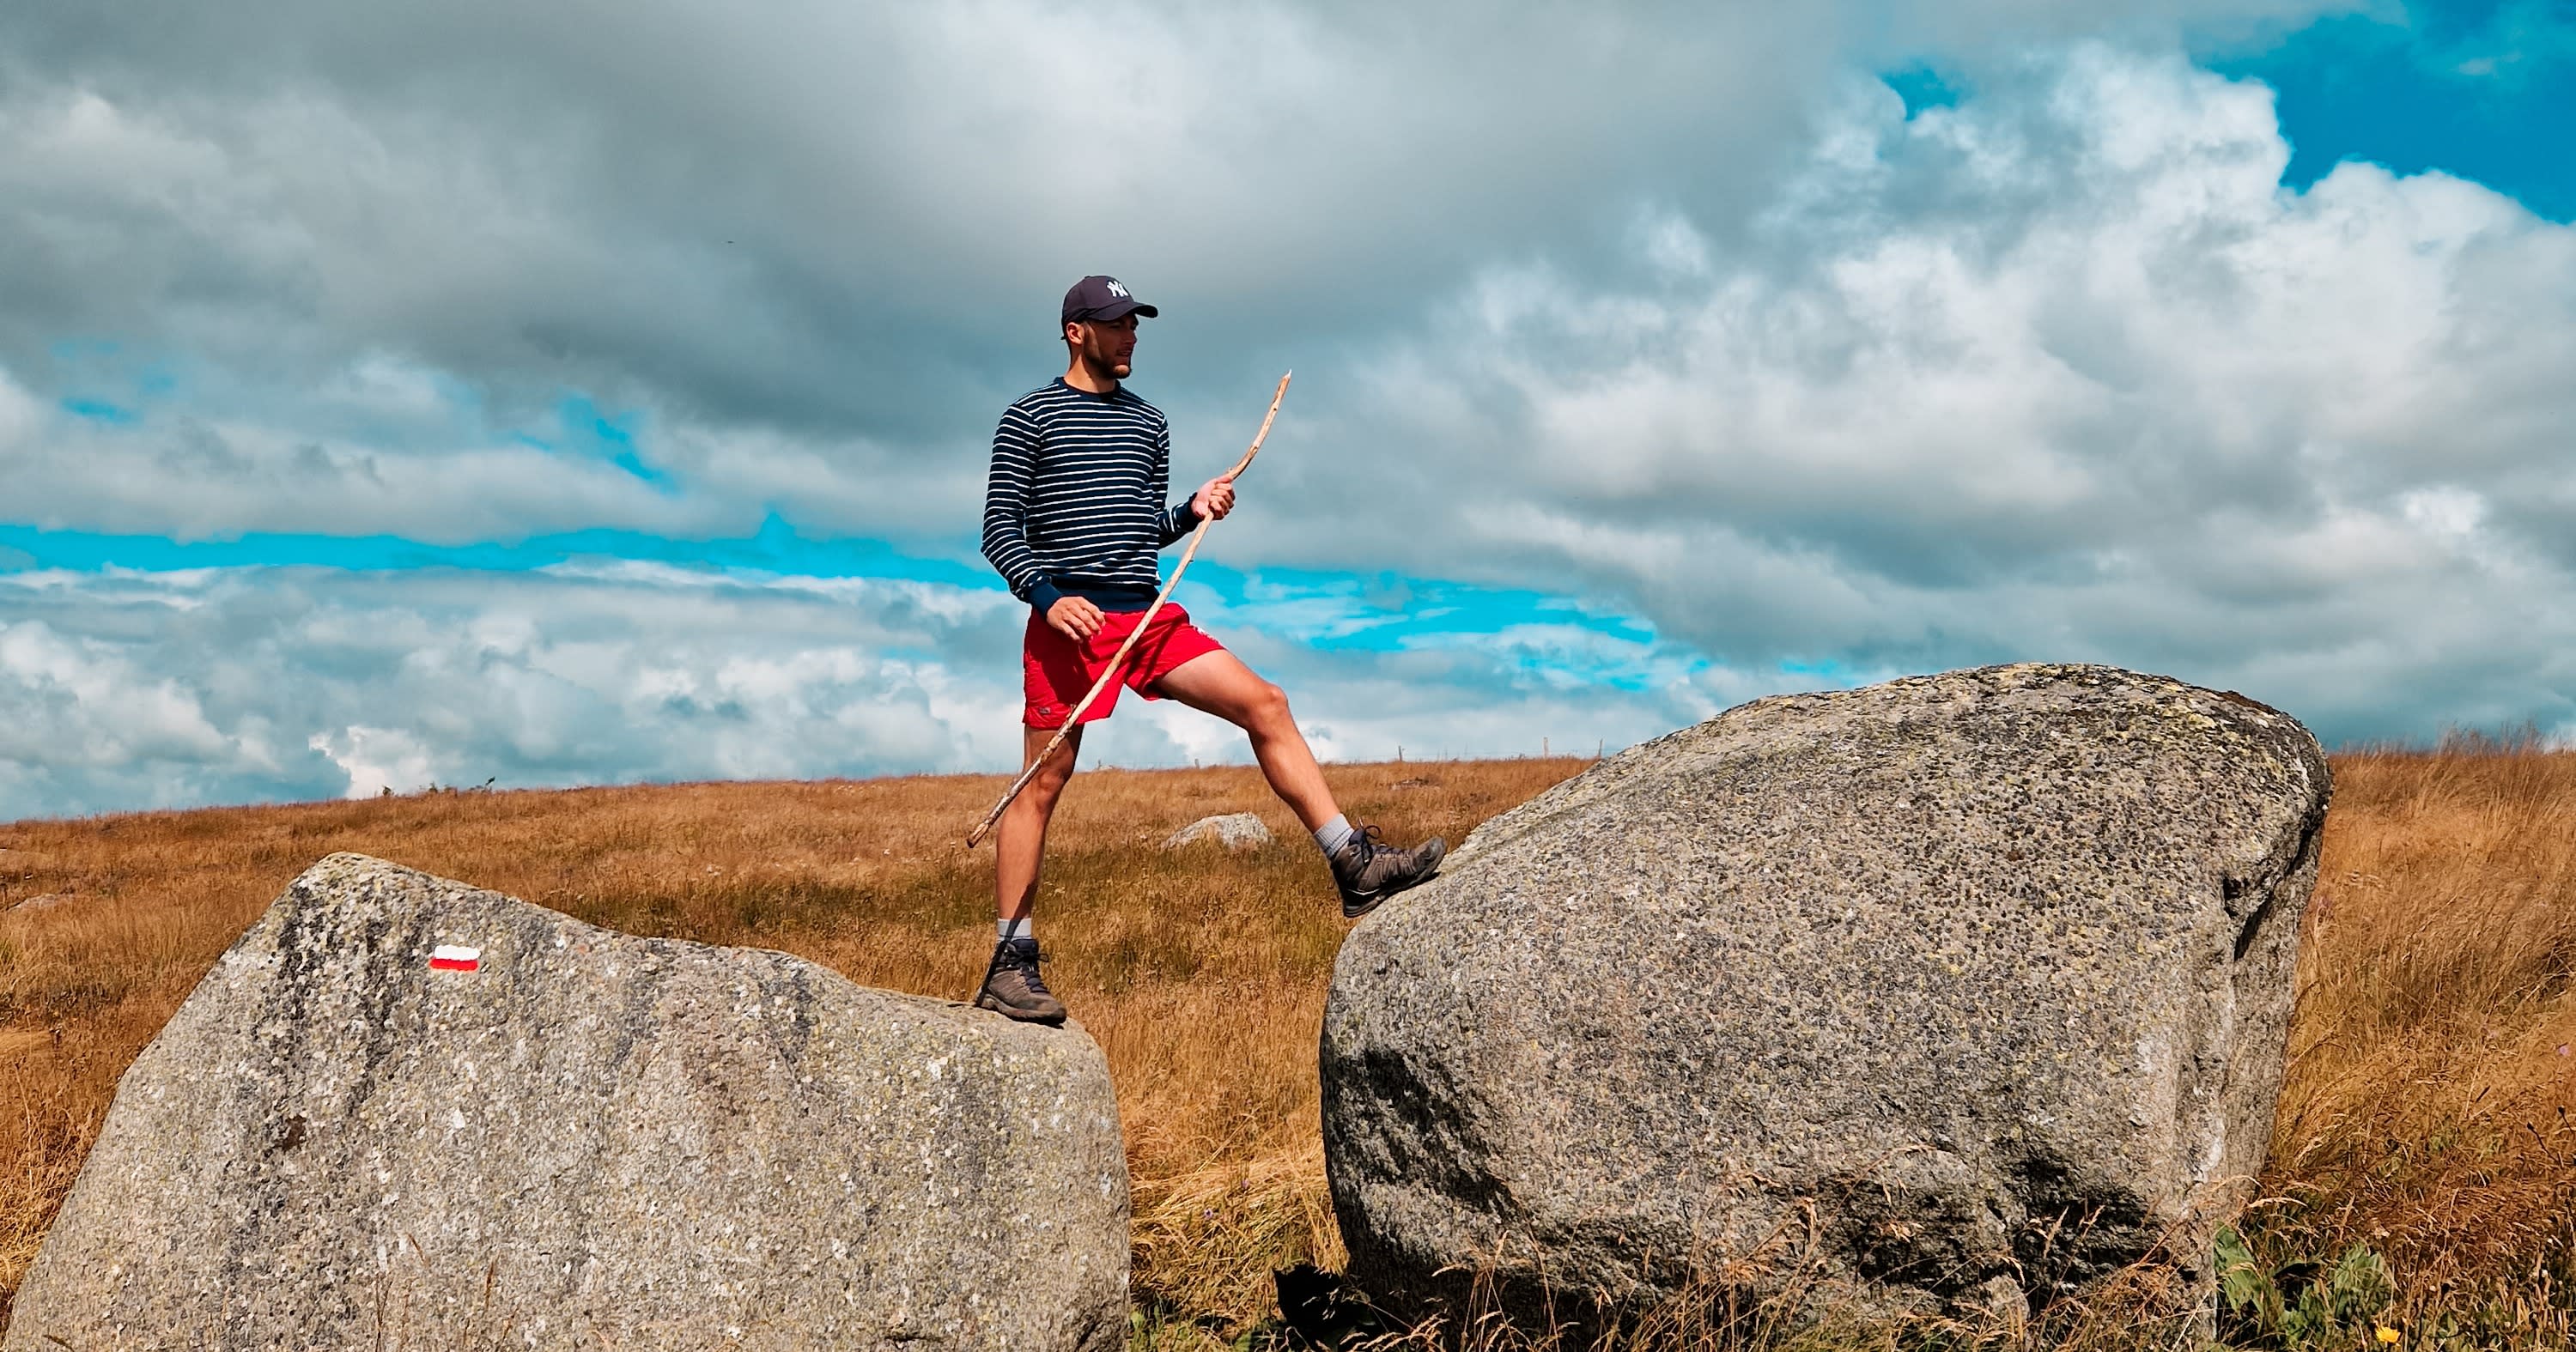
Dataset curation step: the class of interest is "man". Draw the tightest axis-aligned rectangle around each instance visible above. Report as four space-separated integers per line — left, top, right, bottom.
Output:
975 274 1447 1024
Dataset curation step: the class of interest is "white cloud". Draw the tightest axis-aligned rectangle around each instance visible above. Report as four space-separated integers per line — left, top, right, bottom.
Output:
1209 44 2576 742
0 567 1031 815
0 564 1749 820
0 615 244 813
307 726 437 798
3 8 2572 810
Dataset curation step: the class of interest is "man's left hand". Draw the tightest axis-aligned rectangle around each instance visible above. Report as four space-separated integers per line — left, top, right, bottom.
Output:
1191 475 1236 523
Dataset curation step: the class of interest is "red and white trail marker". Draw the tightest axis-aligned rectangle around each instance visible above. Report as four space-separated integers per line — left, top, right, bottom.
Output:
428 944 482 973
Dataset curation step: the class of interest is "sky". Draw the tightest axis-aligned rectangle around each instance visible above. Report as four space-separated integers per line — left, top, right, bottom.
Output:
3 1 2573 819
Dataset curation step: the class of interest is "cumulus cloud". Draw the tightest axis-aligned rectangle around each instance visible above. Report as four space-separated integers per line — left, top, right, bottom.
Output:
4 5 2571 818
0 3 2336 546
1220 45 2576 742
0 566 1010 815
0 564 1740 820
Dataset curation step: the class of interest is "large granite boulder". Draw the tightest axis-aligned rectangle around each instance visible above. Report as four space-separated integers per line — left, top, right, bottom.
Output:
1321 664 2329 1329
7 853 1128 1351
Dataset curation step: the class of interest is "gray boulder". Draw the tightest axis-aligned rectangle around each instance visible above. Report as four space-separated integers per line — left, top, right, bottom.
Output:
8 852 1128 1352
1321 664 2329 1329
1163 812 1273 851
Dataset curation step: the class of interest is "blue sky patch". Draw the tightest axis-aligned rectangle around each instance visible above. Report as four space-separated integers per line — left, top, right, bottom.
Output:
2219 1 2576 221
1174 563 1672 655
0 517 993 587
60 397 137 424
511 395 677 489
1881 64 1964 118
555 394 674 489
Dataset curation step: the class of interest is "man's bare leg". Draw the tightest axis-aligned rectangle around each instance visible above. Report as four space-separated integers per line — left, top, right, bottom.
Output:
1151 649 1449 918
994 723 1083 925
1147 651 1338 830
981 724 1080 1023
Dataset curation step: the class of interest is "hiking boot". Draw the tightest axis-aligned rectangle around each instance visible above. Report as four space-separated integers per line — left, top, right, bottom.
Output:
975 936 1066 1024
1328 825 1447 919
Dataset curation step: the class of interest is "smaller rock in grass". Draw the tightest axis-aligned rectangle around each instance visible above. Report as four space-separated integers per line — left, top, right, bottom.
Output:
1163 812 1273 852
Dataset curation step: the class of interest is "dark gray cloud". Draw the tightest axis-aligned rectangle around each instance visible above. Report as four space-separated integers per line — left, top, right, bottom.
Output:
0 2 2334 433
0 3 2354 553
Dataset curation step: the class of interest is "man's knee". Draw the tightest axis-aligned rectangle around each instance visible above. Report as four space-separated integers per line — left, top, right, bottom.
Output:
1249 680 1293 730
1019 733 1081 797
1014 775 1071 824
1025 764 1071 803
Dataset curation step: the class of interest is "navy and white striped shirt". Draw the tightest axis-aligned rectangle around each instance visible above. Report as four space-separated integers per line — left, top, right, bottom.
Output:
982 378 1200 615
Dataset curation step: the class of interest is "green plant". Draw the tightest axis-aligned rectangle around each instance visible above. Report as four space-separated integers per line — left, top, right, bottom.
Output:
2216 1225 2394 1349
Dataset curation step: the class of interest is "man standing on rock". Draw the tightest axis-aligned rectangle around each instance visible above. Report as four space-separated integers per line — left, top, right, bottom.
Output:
974 275 1447 1024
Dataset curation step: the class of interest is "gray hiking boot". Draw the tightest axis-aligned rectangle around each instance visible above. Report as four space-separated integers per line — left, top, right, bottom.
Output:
1329 825 1447 919
975 936 1066 1024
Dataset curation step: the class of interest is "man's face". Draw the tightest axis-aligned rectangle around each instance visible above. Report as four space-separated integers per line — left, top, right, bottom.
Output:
1068 312 1139 379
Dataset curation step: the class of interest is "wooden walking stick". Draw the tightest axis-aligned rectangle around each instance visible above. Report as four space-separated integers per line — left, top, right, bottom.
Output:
964 371 1292 849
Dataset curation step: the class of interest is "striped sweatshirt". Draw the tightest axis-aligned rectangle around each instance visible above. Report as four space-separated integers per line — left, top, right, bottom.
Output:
981 378 1200 615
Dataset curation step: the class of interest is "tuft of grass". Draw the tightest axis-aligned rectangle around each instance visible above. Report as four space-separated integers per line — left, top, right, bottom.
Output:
1132 1141 1345 1324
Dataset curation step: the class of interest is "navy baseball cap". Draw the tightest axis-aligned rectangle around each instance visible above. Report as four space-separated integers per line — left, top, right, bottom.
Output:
1061 275 1158 325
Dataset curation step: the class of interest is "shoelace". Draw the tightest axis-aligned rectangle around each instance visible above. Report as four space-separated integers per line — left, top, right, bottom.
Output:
1341 824 1386 871
1006 940 1054 997
976 938 1053 1003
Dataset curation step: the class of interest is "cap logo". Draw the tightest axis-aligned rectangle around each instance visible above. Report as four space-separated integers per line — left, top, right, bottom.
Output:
1105 279 1130 299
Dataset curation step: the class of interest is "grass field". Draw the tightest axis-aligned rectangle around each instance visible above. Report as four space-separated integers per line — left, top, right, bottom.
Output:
3 744 2573 1349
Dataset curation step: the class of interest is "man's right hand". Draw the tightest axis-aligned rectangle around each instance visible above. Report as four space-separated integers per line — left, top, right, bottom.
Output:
1047 596 1107 641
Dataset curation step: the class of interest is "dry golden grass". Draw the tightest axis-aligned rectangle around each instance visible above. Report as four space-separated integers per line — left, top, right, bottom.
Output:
2252 739 2576 1346
4 743 2574 1349
0 757 1583 1336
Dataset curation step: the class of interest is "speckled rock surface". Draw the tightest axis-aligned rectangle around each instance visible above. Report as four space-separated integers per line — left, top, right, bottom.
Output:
1321 664 2329 1327
1163 812 1273 852
7 853 1128 1352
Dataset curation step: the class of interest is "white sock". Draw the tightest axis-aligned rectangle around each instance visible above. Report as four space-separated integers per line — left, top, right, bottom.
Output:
998 916 1032 943
1313 815 1355 856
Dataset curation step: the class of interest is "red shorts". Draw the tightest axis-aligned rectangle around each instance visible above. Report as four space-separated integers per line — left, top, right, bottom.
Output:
1023 603 1225 729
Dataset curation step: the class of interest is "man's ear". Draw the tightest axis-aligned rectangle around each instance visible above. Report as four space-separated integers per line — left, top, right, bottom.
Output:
1063 320 1084 347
